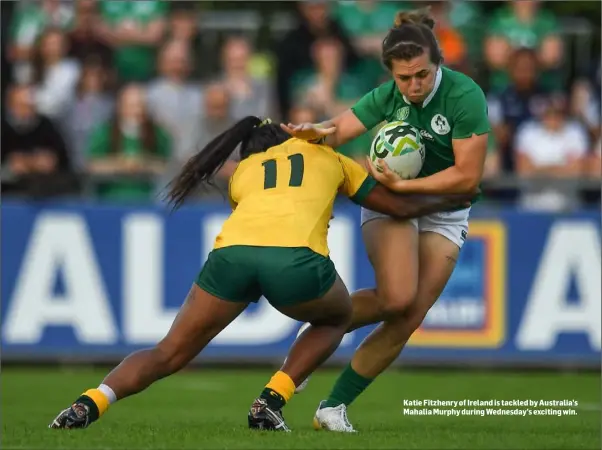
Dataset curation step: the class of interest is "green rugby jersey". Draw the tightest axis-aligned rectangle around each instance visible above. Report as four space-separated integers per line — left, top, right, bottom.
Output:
351 66 491 180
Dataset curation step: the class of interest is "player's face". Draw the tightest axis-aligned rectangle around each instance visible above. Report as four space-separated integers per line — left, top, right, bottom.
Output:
390 53 437 104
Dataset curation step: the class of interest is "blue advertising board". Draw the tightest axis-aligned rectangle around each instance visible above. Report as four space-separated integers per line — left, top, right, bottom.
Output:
1 200 600 366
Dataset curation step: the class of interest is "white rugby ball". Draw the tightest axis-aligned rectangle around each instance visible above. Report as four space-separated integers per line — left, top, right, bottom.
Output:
370 121 425 180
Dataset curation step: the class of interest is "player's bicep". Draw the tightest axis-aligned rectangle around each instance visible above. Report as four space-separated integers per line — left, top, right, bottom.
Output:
451 134 488 189
452 89 491 139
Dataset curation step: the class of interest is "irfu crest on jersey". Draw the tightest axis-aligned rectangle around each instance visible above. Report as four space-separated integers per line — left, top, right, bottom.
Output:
431 114 450 135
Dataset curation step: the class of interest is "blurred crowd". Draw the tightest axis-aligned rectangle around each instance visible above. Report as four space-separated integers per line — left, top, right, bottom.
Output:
1 0 600 210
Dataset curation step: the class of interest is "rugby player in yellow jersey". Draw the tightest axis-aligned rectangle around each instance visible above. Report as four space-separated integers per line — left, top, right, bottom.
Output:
49 116 472 432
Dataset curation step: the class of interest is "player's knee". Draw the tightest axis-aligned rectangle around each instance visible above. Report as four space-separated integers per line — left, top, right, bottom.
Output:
380 288 417 319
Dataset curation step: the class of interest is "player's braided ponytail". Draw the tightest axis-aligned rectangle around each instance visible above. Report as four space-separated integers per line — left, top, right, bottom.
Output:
382 7 442 69
165 116 289 210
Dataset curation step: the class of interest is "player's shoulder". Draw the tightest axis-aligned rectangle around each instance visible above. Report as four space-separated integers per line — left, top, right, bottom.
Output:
266 138 339 161
442 66 486 99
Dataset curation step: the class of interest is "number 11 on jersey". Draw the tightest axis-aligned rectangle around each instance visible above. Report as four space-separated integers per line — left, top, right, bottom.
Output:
262 154 304 189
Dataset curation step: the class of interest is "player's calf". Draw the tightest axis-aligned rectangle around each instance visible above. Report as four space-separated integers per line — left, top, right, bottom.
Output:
282 322 312 393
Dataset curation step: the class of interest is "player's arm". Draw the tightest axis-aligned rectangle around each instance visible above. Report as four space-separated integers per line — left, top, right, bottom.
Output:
338 153 471 220
360 184 472 220
370 88 490 195
319 109 367 149
281 109 367 149
281 83 391 148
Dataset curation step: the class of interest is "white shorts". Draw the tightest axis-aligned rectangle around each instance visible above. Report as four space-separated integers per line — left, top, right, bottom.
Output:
360 206 471 249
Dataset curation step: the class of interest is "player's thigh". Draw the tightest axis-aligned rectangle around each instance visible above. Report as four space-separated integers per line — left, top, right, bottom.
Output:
407 210 470 323
361 212 419 312
258 247 351 323
158 283 248 359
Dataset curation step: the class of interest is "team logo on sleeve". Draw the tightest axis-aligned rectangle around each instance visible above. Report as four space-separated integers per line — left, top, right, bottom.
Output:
396 107 410 121
431 114 450 135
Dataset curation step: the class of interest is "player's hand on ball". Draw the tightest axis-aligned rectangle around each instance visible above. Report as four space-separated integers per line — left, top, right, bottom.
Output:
366 157 403 188
280 123 336 142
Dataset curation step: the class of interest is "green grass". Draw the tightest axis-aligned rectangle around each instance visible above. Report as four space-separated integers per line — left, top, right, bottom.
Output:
2 367 600 449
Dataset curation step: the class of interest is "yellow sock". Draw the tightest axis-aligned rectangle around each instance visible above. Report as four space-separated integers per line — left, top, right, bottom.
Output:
265 371 296 403
83 389 110 417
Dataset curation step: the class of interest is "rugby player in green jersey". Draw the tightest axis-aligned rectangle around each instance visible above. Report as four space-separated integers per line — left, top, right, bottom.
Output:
282 8 491 432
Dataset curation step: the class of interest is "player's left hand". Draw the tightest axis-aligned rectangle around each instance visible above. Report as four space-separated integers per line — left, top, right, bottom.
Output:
366 157 403 189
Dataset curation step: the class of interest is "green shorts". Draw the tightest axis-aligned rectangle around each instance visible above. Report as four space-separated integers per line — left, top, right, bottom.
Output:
195 246 337 307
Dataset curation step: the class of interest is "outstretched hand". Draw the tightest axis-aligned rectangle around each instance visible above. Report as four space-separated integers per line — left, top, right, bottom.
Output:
280 123 337 142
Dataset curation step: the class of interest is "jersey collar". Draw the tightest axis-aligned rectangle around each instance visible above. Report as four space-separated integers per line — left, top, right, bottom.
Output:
403 66 443 108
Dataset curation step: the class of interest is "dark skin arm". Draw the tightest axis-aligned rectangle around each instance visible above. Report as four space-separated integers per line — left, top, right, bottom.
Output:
360 183 473 220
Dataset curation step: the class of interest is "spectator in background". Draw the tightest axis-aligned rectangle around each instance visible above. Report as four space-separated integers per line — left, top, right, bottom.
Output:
86 84 171 201
446 0 485 67
166 3 203 79
158 82 237 202
96 0 168 83
147 40 202 165
288 103 319 127
31 27 80 122
291 37 365 119
63 57 114 170
333 0 403 86
334 1 404 56
570 59 601 148
67 0 113 69
515 95 589 211
485 0 563 92
196 83 237 187
1 84 73 197
487 48 555 171
589 137 602 178
275 0 359 120
427 1 468 74
219 36 273 120
8 0 73 84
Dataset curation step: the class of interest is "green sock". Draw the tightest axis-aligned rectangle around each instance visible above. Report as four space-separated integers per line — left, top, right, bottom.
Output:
260 388 286 411
323 363 374 408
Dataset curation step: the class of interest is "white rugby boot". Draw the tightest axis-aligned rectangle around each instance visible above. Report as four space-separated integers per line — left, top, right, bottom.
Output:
283 322 312 393
312 400 356 432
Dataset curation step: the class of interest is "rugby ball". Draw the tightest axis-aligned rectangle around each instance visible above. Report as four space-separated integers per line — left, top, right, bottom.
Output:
370 121 425 179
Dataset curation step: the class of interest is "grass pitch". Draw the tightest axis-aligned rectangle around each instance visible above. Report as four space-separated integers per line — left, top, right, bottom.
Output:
2 366 599 449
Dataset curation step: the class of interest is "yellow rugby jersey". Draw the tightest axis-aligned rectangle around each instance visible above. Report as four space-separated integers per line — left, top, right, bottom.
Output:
213 138 376 256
